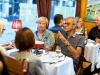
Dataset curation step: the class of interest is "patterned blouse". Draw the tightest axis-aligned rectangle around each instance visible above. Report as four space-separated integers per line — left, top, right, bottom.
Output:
34 29 55 49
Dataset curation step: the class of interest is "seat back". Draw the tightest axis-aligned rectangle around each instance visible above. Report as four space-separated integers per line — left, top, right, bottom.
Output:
51 32 59 51
3 55 28 75
76 45 92 75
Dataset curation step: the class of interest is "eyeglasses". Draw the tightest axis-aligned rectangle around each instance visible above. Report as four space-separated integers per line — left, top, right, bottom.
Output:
64 22 71 25
64 22 74 25
78 21 82 22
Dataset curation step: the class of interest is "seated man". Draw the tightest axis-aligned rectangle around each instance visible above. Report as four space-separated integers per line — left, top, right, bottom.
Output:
49 14 64 33
34 17 55 51
55 17 85 70
49 14 65 51
88 15 100 41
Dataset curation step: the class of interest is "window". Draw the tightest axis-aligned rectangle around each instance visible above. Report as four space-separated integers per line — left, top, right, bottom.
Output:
0 0 76 30
49 0 76 28
0 0 38 32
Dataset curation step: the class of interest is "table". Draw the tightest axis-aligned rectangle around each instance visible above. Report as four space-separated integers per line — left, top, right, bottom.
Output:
6 49 75 75
84 42 100 71
44 56 75 75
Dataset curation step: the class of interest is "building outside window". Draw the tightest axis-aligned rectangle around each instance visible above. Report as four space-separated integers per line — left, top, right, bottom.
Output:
0 0 76 31
49 0 76 28
0 0 38 32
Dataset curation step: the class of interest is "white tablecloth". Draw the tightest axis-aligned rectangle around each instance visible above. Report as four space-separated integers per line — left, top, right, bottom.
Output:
85 43 100 71
6 49 75 75
43 56 75 75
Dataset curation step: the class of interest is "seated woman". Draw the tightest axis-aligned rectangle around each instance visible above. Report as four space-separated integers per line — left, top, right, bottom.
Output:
75 18 87 38
0 19 15 52
74 16 79 25
10 27 46 75
0 52 9 75
0 19 5 54
34 17 55 51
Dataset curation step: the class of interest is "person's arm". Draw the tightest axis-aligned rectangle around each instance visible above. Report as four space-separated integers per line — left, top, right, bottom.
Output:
58 31 83 59
28 60 45 75
5 44 15 50
0 61 3 74
0 46 6 54
66 45 82 59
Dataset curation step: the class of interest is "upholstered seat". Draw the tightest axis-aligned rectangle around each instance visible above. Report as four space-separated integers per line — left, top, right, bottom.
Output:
3 55 28 75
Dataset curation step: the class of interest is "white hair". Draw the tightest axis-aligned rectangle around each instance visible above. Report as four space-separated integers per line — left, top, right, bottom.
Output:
38 17 48 27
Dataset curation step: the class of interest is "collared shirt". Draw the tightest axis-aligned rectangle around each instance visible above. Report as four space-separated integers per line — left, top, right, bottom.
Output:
55 32 85 59
34 29 55 49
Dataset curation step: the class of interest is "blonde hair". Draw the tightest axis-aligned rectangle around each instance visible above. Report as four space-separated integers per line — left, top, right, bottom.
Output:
38 17 48 27
0 20 4 34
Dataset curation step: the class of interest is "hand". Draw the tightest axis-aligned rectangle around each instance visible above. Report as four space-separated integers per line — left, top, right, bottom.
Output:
5 44 15 50
58 31 69 45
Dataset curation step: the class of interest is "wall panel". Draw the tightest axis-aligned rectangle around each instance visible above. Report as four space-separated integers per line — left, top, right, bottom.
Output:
80 0 96 33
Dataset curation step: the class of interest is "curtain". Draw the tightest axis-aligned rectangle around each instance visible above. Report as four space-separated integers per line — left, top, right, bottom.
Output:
75 0 81 17
37 0 51 26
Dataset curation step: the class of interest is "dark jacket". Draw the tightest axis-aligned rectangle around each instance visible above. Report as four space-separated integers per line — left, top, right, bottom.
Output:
88 26 100 40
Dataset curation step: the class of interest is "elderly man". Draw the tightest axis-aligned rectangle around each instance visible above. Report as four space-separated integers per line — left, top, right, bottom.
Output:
34 17 55 51
55 17 85 69
88 15 100 43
